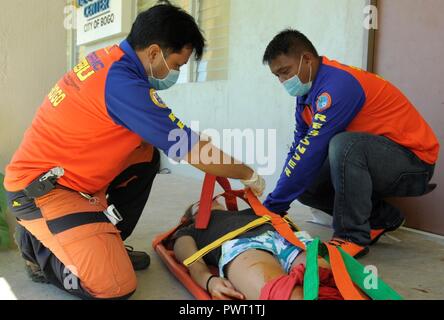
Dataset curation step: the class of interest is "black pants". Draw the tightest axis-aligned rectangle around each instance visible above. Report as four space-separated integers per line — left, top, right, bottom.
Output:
298 133 435 246
13 149 160 300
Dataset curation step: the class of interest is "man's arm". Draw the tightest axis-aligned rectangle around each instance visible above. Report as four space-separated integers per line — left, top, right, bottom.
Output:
185 140 253 180
276 107 310 189
185 141 265 196
290 106 310 158
106 68 265 195
264 82 366 214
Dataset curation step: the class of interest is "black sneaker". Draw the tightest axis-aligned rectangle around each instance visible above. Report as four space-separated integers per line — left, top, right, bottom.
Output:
125 246 150 271
25 261 50 284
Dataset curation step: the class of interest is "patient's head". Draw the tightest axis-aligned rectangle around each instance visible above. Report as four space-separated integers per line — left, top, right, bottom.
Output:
182 198 227 222
211 198 227 211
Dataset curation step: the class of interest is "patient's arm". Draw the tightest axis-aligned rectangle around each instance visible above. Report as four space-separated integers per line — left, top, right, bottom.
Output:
174 236 245 300
174 236 213 289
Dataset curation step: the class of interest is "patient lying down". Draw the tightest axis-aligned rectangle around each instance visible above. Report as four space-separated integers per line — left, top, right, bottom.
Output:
173 200 340 300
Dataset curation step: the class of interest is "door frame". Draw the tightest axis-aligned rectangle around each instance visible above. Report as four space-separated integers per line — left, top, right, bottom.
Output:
364 0 444 237
363 0 378 72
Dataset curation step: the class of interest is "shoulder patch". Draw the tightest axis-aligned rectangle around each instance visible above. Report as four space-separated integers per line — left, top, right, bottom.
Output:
150 88 167 108
316 93 332 113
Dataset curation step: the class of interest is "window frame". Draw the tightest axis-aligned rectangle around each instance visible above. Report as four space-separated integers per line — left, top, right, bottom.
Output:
67 0 230 82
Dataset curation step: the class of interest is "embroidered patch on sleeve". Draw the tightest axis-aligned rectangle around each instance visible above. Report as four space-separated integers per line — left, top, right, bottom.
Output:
316 93 332 113
150 88 167 108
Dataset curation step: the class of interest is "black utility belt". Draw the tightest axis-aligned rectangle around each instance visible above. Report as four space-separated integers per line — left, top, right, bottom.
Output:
22 167 123 226
23 167 65 199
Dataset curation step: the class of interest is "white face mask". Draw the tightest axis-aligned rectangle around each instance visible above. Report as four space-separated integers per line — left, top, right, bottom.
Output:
283 55 312 97
148 50 180 90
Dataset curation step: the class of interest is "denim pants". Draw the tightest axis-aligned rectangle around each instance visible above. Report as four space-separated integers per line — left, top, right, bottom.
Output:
298 132 435 245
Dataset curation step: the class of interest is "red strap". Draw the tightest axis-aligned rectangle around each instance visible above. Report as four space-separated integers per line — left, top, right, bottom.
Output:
215 176 232 191
216 177 239 211
196 175 241 229
260 264 343 300
195 175 217 229
245 189 306 250
260 264 305 300
325 243 368 300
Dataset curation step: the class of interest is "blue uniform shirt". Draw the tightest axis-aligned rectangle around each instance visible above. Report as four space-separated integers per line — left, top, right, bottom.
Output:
264 58 366 214
106 40 199 162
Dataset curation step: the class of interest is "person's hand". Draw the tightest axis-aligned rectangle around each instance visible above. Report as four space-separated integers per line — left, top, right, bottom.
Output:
241 171 266 197
208 277 245 300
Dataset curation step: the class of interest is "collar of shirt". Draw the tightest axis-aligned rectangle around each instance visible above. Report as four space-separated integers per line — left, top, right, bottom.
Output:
296 56 328 109
119 40 149 80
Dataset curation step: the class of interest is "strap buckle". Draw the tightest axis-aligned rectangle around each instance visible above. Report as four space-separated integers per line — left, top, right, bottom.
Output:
39 167 64 182
104 204 123 226
23 167 65 198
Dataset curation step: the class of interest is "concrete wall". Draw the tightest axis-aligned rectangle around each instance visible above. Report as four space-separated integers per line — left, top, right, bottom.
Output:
0 0 368 191
0 0 67 170
0 0 67 246
157 0 369 193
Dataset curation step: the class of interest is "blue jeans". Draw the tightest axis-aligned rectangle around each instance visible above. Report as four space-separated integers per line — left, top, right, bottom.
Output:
298 132 435 245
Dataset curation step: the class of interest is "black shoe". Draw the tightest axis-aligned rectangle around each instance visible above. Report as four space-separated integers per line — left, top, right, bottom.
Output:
126 246 151 271
16 226 50 284
25 261 50 284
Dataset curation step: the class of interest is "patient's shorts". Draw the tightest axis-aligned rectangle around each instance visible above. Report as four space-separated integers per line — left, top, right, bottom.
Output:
219 230 313 278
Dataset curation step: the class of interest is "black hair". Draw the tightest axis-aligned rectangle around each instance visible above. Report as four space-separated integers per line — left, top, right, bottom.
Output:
263 29 319 64
127 3 205 60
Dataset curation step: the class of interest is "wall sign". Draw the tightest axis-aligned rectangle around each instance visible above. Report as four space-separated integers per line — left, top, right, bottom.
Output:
76 0 124 46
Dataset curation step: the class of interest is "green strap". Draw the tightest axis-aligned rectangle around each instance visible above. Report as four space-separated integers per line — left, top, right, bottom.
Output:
338 247 403 300
303 238 320 300
0 174 11 249
303 239 403 300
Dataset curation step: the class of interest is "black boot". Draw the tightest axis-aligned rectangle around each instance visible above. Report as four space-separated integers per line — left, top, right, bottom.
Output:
24 260 50 284
15 225 50 284
125 246 150 271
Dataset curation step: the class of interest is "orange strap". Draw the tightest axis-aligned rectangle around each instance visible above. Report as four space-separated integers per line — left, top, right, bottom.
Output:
195 175 240 229
325 243 368 300
245 189 306 250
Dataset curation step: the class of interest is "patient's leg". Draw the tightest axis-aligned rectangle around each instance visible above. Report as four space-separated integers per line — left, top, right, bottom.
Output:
225 249 304 300
291 252 331 270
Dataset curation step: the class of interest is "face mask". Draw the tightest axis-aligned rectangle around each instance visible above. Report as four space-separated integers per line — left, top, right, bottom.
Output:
283 55 312 97
148 50 180 90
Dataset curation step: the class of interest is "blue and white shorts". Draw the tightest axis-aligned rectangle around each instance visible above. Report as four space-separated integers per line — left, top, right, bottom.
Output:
218 230 313 278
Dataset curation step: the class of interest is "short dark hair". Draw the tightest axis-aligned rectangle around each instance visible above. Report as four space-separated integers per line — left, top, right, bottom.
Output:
127 4 206 60
263 29 319 64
